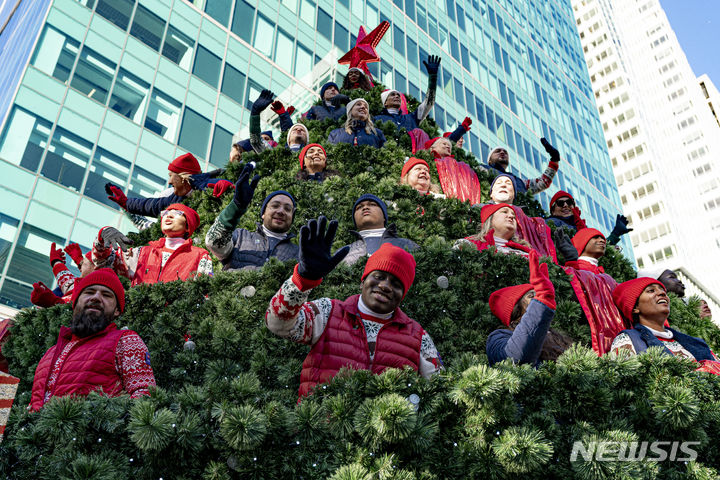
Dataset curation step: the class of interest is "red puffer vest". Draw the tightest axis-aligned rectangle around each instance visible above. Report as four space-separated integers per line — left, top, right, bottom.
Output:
298 294 423 398
30 323 126 411
131 238 208 286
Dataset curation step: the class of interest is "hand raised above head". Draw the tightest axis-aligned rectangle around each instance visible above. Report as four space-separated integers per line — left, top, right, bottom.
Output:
297 216 350 280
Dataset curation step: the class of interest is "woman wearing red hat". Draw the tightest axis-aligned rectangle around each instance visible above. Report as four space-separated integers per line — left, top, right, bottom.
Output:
296 143 339 182
265 216 442 399
91 204 213 286
399 157 444 197
458 204 532 257
610 278 719 366
487 251 572 365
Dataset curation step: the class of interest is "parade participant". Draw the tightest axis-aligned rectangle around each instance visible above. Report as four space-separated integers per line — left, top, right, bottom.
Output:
399 157 443 197
304 82 350 121
482 139 559 196
327 98 386 148
460 204 531 257
296 143 339 182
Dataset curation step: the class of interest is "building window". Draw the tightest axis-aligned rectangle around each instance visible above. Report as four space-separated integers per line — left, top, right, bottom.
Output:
221 64 246 105
95 0 135 31
231 0 255 43
145 89 181 141
205 0 232 26
209 125 233 168
294 43 312 79
193 45 222 88
316 7 332 41
393 25 404 55
31 26 79 84
130 4 165 51
253 15 274 56
178 108 211 158
0 107 52 173
109 68 150 122
162 26 194 70
334 21 349 51
84 147 131 208
42 127 93 192
70 46 117 105
128 163 166 199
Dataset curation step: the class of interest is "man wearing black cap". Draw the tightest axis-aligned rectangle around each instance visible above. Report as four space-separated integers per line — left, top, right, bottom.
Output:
206 165 299 271
342 194 418 265
304 82 350 121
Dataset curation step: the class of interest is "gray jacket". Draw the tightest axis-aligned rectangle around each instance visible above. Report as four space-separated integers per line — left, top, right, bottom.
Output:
206 220 298 271
342 224 419 265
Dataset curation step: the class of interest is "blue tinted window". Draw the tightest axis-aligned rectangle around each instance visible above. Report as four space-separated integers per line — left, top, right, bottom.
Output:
232 1 255 43
446 0 455 21
222 64 246 104
205 0 232 26
450 34 459 61
334 21 349 50
453 78 464 104
96 0 133 31
464 88 475 117
406 37 418 66
393 25 404 55
178 108 211 158
193 46 222 88
210 125 233 167
130 5 165 51
317 8 332 40
395 71 407 93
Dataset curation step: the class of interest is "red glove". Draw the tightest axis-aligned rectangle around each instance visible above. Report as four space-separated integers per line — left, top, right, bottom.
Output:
64 243 84 267
572 207 587 230
528 250 555 310
287 105 296 116
30 282 64 308
208 179 235 198
461 116 472 131
105 183 128 209
49 242 65 266
270 100 287 115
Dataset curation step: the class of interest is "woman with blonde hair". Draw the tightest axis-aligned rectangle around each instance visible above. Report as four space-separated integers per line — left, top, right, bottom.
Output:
458 203 531 256
327 98 385 148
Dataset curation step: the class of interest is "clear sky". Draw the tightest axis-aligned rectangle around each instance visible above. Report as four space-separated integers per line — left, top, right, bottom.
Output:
661 0 720 85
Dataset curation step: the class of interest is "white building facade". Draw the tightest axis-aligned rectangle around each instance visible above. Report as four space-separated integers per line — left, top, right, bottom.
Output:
572 0 720 304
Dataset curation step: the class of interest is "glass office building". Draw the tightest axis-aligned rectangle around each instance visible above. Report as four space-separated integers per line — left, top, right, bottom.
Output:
0 0 628 309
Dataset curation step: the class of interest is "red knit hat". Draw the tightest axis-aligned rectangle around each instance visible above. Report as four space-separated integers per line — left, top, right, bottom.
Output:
481 203 512 223
424 137 442 150
489 284 534 327
572 228 605 255
361 243 416 298
164 203 199 236
612 277 665 322
168 153 201 175
298 143 327 170
550 190 574 209
401 157 429 178
71 268 126 313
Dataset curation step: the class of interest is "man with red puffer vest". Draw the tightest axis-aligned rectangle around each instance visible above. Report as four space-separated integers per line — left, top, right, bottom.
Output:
30 269 155 411
265 216 442 399
92 203 213 286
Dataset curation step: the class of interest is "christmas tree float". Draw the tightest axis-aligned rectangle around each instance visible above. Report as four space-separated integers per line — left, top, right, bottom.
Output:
2 83 720 479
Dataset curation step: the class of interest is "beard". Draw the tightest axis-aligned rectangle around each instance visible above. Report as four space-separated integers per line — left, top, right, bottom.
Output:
71 307 113 338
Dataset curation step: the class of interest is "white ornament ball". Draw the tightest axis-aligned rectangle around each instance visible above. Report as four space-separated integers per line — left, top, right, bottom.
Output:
184 340 196 351
240 285 256 298
436 275 449 289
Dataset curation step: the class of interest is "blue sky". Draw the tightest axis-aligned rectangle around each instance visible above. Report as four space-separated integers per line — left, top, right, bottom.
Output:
662 0 720 86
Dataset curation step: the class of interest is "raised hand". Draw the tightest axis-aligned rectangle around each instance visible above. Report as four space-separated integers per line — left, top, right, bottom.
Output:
64 243 85 266
297 216 350 280
611 214 632 237
233 163 261 210
528 250 555 310
331 94 350 107
207 179 235 198
270 100 287 115
49 242 66 266
553 228 578 263
461 117 472 131
100 227 133 252
540 138 560 163
105 183 128 209
30 282 63 307
423 55 442 75
571 207 587 230
251 89 275 115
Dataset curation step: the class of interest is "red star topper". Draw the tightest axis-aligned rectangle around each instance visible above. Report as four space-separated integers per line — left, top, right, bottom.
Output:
338 21 390 82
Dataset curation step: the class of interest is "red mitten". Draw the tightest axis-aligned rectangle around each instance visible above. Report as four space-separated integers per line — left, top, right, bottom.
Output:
461 116 472 131
49 242 65 266
208 179 235 198
270 100 286 115
528 250 555 310
572 207 587 230
30 282 64 307
105 184 128 209
64 243 84 267
287 105 296 116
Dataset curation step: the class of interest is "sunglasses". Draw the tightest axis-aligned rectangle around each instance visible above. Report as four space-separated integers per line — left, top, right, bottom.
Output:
554 199 575 208
160 209 186 218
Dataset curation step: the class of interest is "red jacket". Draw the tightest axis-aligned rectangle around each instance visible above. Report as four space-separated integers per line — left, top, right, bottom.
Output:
565 259 604 274
30 323 126 411
299 294 423 398
132 238 209 286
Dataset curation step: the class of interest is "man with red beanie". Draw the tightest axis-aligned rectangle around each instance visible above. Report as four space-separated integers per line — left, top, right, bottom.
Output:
30 269 155 411
92 203 213 286
610 278 719 366
486 251 568 366
265 217 441 399
105 152 233 229
554 227 607 274
546 190 631 244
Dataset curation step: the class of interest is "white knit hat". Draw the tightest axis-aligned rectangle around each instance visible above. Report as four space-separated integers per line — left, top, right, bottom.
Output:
345 98 369 116
637 267 668 280
287 123 309 145
381 89 400 106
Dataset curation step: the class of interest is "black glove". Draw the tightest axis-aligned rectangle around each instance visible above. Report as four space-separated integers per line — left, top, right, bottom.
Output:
100 227 133 252
423 55 441 75
251 89 275 116
233 163 261 210
297 216 350 280
554 228 578 262
331 94 350 107
610 214 632 239
540 138 560 163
